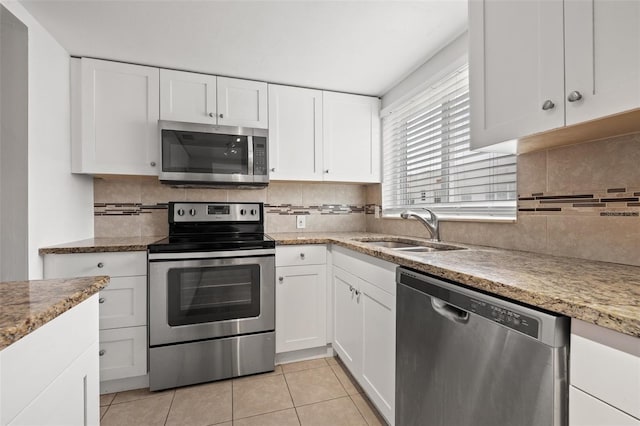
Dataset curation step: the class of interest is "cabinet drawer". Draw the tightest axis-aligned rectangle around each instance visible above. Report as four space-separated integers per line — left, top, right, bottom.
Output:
332 246 396 295
570 319 640 419
44 251 147 279
99 326 147 381
276 245 326 266
99 276 147 330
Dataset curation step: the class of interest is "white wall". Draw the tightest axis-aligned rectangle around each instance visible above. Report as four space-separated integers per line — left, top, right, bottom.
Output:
0 1 93 279
381 31 468 111
0 5 28 281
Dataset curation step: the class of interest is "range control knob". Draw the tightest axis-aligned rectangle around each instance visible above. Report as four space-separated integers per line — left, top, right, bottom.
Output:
250 209 258 216
189 208 197 216
177 209 185 216
240 209 247 216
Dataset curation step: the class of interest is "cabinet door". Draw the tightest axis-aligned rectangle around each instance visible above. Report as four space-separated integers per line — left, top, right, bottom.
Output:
73 58 160 175
275 264 327 353
332 267 362 376
268 84 323 180
99 326 147 381
469 0 565 151
569 386 640 426
564 0 640 125
360 280 395 425
160 69 217 125
217 76 268 129
9 342 100 426
99 276 147 330
322 92 380 183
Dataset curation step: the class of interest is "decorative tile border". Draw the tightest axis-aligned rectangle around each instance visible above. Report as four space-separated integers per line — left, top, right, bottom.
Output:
518 187 640 217
95 202 370 216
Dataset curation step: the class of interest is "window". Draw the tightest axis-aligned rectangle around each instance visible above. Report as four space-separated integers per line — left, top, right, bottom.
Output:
382 64 517 220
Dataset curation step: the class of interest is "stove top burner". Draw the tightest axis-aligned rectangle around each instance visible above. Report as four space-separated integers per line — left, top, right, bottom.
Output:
148 201 274 253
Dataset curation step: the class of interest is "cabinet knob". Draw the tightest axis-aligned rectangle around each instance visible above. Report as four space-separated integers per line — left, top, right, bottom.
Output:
219 113 224 119
99 350 105 356
541 100 555 111
97 262 104 268
324 169 329 174
348 285 354 293
270 168 276 172
99 297 105 304
278 276 284 283
150 161 156 167
354 289 361 296
300 253 305 259
567 91 583 102
209 112 216 118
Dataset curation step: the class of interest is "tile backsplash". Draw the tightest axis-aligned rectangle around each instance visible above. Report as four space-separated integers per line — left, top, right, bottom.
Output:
94 132 639 266
93 178 367 237
366 132 640 266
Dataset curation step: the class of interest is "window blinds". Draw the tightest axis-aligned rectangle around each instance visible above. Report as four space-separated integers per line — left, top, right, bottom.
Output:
382 65 517 219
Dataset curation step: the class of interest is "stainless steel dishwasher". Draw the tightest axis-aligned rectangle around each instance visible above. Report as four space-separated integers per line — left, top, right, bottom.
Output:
396 267 569 426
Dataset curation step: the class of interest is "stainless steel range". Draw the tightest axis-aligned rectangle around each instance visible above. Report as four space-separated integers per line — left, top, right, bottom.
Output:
148 201 275 391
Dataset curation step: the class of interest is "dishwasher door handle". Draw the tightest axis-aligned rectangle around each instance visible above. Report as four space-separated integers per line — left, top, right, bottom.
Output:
431 297 470 324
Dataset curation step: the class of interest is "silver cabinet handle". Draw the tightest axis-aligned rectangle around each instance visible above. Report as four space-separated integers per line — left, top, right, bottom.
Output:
270 168 276 172
541 100 555 110
150 161 156 167
300 253 305 259
219 113 224 119
99 297 105 304
278 276 284 283
97 262 104 268
354 289 361 296
208 112 215 118
99 350 105 356
567 91 583 102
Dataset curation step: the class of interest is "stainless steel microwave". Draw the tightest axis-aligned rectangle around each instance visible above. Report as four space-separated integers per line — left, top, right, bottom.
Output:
159 121 269 187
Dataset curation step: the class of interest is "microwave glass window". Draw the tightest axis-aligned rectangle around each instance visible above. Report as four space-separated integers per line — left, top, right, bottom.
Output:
162 130 249 174
167 264 261 326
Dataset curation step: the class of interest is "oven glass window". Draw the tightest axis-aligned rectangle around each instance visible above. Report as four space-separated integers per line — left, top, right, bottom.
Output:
167 264 260 326
162 130 249 175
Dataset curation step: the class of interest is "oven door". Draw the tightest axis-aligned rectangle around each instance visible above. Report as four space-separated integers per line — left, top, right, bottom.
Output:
149 250 275 347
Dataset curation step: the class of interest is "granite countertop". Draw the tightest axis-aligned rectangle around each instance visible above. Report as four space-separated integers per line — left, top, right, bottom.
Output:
36 232 640 337
39 236 165 255
270 232 640 338
0 276 109 350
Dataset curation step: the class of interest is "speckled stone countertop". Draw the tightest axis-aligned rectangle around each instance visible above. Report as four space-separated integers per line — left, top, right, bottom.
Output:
39 236 165 255
270 232 640 337
0 276 109 350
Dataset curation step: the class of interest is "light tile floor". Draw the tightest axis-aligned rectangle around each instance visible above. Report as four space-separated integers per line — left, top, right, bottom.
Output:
100 356 387 426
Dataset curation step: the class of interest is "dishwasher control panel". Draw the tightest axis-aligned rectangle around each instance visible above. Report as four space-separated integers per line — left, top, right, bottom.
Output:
469 298 539 338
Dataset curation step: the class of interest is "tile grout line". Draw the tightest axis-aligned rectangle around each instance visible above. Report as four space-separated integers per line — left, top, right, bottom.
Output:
280 366 301 425
348 394 377 426
162 391 177 426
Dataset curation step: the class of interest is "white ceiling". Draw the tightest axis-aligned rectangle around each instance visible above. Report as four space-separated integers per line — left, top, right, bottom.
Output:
19 0 468 97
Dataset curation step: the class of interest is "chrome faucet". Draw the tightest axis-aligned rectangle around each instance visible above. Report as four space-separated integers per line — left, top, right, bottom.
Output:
400 208 440 241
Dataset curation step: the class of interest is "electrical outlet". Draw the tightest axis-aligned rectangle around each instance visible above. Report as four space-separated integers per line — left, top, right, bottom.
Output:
296 215 306 229
374 205 381 219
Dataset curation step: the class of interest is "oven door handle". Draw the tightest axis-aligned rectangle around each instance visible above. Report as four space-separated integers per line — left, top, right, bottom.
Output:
149 248 275 261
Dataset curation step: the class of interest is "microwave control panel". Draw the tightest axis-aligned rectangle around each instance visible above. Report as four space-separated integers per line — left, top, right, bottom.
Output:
253 137 267 176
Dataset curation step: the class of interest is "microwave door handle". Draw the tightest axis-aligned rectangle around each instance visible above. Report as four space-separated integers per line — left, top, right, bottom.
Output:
248 136 254 176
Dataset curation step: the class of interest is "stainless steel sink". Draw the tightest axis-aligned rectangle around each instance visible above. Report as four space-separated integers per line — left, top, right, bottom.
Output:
356 239 466 253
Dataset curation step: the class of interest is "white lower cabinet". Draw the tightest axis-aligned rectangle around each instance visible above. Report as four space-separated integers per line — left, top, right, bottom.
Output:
275 245 327 354
0 295 100 426
331 246 396 425
43 251 148 391
569 319 640 425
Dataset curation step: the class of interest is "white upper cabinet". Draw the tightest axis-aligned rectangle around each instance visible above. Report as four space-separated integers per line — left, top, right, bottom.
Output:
160 70 267 129
160 69 217 125
470 0 640 151
217 76 268 128
268 84 323 180
72 58 160 175
469 0 565 150
323 92 381 183
564 0 640 125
